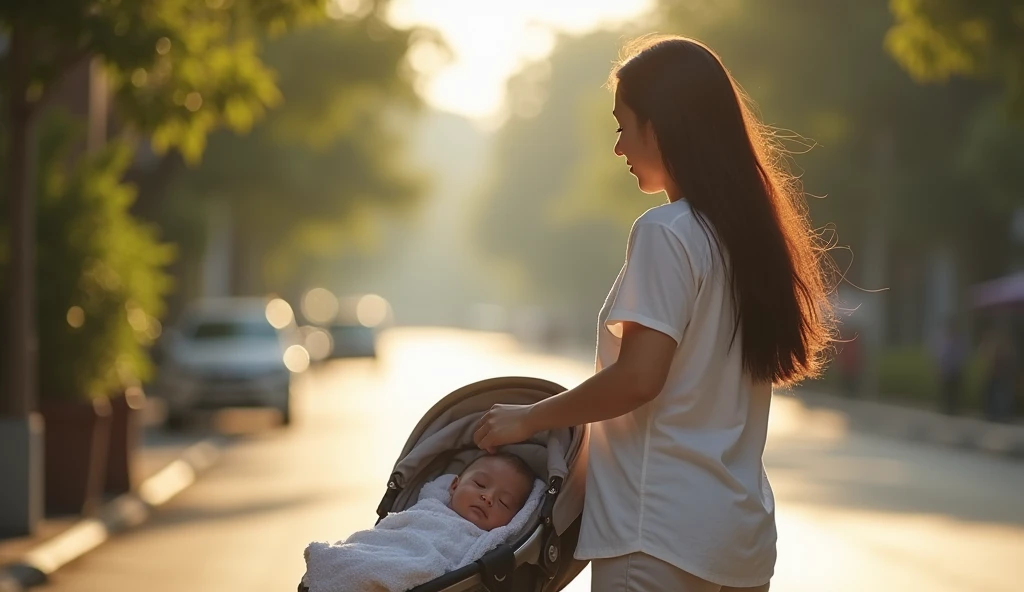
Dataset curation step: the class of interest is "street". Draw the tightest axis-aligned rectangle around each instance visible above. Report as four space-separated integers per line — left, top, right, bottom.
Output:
39 328 1024 592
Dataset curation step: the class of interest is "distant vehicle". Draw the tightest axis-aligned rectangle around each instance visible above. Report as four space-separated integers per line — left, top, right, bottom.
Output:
326 322 378 359
154 298 298 428
319 293 390 360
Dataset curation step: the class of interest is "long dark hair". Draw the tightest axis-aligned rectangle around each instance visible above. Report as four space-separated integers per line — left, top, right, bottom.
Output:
610 34 836 386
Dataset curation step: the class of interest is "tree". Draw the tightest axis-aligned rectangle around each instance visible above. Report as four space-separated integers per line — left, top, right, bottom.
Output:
473 0 1005 347
1 0 321 415
0 110 174 401
659 0 988 246
886 0 1024 112
162 11 429 298
885 0 1024 272
959 99 1024 213
472 31 653 341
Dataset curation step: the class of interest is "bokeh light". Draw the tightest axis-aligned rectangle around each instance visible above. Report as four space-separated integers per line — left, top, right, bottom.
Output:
302 326 334 361
283 344 311 373
127 306 149 332
301 287 340 325
146 317 163 341
356 293 391 327
265 298 295 329
184 92 203 112
131 68 148 88
327 0 373 19
66 306 85 328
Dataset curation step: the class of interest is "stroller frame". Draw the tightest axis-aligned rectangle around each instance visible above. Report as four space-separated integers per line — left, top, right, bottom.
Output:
300 376 588 592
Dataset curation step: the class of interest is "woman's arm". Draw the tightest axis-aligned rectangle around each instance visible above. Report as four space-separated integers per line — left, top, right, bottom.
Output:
530 322 677 430
473 322 677 452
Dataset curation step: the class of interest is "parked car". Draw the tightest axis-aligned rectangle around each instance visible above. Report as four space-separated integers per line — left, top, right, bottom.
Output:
326 322 377 359
154 298 297 428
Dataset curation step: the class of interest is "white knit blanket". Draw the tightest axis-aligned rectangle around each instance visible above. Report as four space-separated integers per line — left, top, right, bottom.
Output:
302 474 544 592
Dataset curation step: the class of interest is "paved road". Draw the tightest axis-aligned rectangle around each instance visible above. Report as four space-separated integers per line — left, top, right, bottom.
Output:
40 328 1024 592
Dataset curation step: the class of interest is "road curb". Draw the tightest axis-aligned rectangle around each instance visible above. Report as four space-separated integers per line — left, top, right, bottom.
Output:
0 438 225 591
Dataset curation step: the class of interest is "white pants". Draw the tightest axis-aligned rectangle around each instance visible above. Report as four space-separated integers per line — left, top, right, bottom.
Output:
590 553 771 592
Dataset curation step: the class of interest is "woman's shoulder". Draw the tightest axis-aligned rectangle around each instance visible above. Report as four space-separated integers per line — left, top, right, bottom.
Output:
633 200 707 242
630 200 715 267
634 199 693 228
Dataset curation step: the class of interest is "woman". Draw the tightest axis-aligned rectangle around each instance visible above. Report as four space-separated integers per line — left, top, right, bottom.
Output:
473 35 835 591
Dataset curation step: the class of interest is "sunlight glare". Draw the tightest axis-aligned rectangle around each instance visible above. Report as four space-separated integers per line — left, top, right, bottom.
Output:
387 0 654 121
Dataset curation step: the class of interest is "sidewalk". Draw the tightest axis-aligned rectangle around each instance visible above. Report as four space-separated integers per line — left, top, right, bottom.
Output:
0 402 226 592
790 388 1024 459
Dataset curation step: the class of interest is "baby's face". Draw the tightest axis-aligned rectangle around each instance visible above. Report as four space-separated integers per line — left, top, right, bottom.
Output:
449 456 532 531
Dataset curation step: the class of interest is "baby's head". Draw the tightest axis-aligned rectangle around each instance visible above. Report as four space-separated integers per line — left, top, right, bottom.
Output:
449 452 536 531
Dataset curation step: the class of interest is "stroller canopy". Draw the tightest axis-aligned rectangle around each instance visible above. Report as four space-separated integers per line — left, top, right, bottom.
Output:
384 376 588 537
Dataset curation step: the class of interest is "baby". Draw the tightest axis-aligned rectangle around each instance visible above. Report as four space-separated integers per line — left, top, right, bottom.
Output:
301 452 541 592
448 452 536 530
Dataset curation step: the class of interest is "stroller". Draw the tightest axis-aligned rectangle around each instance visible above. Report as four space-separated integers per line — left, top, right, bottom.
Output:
299 376 590 592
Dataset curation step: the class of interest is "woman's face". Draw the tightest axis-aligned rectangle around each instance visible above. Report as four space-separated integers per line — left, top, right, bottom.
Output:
613 91 669 195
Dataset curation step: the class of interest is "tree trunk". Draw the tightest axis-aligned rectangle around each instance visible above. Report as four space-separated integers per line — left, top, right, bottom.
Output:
3 27 38 418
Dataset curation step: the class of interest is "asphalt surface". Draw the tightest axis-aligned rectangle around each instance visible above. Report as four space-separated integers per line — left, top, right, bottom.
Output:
36 328 1024 592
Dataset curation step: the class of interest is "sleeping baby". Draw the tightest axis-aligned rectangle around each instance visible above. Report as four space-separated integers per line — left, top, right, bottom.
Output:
302 452 543 592
446 452 536 530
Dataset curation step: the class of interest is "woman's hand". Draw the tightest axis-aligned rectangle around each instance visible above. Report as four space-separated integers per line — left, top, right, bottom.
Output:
473 404 539 453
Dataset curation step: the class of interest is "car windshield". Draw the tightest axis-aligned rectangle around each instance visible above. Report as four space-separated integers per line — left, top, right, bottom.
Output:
189 320 278 341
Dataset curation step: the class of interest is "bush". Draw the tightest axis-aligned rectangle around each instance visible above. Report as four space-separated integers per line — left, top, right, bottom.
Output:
1 112 174 402
877 346 938 403
877 345 988 412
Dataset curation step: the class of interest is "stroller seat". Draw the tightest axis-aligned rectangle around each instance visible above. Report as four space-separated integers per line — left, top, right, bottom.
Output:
299 376 590 592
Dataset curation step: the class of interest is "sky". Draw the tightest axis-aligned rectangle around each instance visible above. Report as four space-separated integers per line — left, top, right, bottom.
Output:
385 0 655 124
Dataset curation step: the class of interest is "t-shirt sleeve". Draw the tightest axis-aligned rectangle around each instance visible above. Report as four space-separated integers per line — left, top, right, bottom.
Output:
605 220 697 345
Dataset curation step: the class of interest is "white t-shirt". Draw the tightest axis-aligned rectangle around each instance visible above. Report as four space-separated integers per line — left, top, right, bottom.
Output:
574 199 777 588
